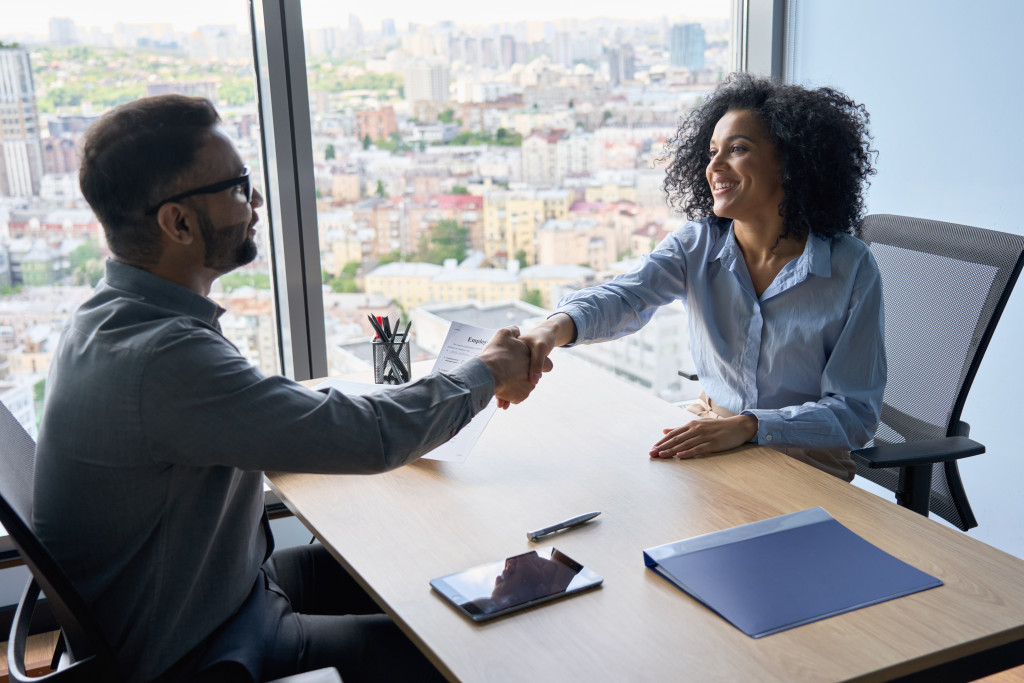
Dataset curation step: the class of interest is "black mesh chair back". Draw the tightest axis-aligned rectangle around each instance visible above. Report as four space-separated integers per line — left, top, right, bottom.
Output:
0 401 121 682
856 214 1024 530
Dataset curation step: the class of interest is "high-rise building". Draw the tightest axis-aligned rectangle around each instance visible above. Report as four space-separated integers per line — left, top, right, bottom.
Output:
48 17 78 45
348 13 364 47
0 46 44 198
499 35 516 70
403 60 451 103
381 19 396 38
554 33 572 68
607 46 637 87
669 23 706 71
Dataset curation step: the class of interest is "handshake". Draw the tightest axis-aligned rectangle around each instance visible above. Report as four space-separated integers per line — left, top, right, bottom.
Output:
476 313 576 409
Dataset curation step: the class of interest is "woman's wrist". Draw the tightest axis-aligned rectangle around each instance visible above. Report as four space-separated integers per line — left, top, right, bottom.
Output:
546 312 577 347
737 414 759 443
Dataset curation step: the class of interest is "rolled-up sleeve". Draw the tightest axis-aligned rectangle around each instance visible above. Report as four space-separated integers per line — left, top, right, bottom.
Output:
557 232 690 346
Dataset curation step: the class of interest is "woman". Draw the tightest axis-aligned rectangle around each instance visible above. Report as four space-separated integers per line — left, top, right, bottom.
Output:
522 73 884 481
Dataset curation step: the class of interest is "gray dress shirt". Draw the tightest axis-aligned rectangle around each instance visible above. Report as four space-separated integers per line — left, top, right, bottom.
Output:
33 259 494 682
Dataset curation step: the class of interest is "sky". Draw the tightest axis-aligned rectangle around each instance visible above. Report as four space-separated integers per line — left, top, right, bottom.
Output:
1 0 731 36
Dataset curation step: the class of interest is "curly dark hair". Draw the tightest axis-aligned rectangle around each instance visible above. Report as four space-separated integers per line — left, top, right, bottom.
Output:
661 73 876 241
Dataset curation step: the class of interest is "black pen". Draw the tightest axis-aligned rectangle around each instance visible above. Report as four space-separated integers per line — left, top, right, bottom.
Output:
527 511 601 542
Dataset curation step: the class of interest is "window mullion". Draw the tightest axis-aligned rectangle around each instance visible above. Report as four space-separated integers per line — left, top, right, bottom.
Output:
250 0 327 381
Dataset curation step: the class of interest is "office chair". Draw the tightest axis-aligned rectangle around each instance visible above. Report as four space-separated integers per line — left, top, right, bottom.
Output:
850 214 1024 530
0 401 340 683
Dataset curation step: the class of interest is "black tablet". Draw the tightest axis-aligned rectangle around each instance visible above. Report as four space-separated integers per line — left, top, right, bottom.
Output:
429 547 603 622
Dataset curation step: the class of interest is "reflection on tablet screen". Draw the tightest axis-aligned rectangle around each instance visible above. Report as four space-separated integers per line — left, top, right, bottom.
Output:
431 547 601 619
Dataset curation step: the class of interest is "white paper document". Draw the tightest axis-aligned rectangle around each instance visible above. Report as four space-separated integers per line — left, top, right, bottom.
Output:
316 321 497 463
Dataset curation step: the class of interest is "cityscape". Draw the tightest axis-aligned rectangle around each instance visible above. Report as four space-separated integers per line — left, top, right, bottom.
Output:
0 8 732 433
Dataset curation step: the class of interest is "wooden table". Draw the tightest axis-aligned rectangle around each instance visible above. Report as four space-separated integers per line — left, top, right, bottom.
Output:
268 351 1024 682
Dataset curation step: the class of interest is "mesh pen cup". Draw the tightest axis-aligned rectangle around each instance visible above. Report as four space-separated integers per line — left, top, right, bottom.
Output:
373 339 411 384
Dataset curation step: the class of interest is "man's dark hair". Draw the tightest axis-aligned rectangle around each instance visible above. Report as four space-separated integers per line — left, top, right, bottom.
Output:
661 73 876 242
79 95 221 266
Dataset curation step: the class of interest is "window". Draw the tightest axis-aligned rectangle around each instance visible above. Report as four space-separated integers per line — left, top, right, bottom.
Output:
0 1 277 557
0 3 278 439
297 0 734 401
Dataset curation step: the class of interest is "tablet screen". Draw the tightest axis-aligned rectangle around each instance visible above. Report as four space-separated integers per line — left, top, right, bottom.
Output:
430 547 603 621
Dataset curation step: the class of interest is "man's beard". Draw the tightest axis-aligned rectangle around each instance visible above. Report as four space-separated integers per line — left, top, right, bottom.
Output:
197 211 258 272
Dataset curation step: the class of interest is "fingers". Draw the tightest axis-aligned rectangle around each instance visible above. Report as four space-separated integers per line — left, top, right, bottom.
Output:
486 326 558 408
650 424 707 459
649 419 742 459
492 329 538 406
529 345 550 383
521 332 553 384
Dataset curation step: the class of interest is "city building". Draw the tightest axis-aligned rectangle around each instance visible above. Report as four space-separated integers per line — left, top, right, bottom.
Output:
518 263 595 310
364 261 444 310
363 257 595 313
48 17 77 45
482 188 572 265
41 136 77 175
606 45 636 86
669 23 706 71
402 194 485 254
0 46 43 198
428 264 521 305
521 130 565 188
403 59 451 103
355 106 398 143
535 218 618 272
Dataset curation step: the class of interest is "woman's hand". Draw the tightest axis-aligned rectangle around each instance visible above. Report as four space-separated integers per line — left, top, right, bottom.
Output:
650 414 758 459
519 313 576 385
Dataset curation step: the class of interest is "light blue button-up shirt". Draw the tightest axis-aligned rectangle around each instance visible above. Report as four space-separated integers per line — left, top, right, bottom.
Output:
557 217 885 453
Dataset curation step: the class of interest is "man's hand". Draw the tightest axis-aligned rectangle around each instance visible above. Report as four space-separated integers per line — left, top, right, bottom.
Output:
477 327 552 409
649 414 758 459
519 313 577 385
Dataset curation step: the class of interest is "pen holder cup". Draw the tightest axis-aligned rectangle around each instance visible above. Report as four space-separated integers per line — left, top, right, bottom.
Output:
372 339 411 385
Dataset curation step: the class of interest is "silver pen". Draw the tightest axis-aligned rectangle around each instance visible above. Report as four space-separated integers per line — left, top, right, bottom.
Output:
527 511 601 542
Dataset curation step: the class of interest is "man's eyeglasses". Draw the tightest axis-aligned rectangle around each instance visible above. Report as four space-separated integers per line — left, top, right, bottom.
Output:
144 166 252 216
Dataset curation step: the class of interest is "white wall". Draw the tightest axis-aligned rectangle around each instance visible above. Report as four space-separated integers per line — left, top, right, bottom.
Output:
787 0 1024 557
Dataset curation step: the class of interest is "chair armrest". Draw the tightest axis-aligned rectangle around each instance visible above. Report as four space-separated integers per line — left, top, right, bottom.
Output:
852 435 984 469
268 668 343 683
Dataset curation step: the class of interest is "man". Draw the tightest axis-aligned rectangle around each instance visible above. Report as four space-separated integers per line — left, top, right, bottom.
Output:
33 95 546 683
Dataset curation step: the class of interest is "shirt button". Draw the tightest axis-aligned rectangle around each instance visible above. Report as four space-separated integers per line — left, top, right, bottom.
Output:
765 434 773 442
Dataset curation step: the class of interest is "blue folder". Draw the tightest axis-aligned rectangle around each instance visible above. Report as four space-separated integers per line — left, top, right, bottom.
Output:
643 507 943 637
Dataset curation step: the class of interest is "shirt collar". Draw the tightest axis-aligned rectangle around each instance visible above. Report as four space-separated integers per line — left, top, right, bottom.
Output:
708 222 832 280
102 259 225 325
803 234 832 278
708 219 740 268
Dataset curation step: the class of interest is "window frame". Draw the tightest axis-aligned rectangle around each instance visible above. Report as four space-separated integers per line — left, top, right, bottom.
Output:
250 0 328 381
